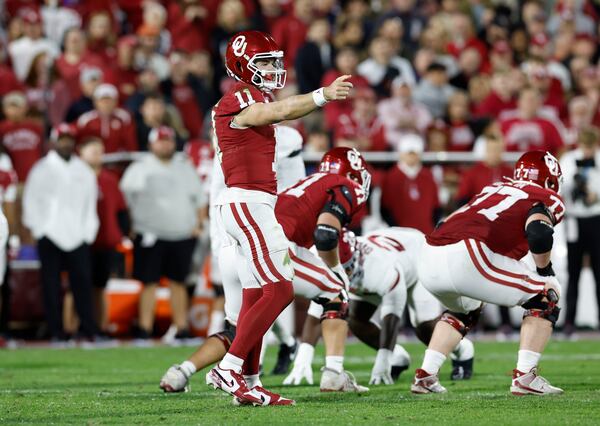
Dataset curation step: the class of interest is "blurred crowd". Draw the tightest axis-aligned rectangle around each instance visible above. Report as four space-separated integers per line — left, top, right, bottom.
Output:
0 0 600 341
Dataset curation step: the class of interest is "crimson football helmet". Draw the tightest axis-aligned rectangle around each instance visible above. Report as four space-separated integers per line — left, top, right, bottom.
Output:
225 30 286 91
319 147 371 202
513 150 563 194
338 229 363 290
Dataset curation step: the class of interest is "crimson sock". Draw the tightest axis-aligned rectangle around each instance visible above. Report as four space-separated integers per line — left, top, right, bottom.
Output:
229 281 294 360
243 340 262 376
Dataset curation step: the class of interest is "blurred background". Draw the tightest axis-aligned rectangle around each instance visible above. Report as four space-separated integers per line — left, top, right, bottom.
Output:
0 0 599 346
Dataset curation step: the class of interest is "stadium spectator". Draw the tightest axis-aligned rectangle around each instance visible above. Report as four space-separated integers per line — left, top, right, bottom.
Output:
381 134 440 233
377 76 432 150
251 0 285 33
445 91 484 152
560 127 600 336
161 51 213 139
321 47 370 129
474 71 516 119
499 87 565 155
86 11 116 65
523 60 566 119
134 23 170 80
0 91 43 183
40 0 82 47
77 84 137 153
357 36 416 98
22 123 99 341
124 68 161 120
272 0 312 67
565 96 596 147
65 67 103 123
413 62 455 119
115 36 139 99
142 1 171 55
166 0 210 52
295 19 333 94
135 94 187 151
333 87 387 151
528 32 571 91
0 57 25 98
377 0 425 53
120 126 207 339
488 41 513 73
80 137 129 333
332 0 370 51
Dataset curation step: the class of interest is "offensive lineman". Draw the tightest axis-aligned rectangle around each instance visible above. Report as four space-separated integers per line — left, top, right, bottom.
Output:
411 151 566 395
208 30 352 405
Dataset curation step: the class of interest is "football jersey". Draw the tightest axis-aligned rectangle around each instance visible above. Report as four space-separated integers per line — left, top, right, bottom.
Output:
427 180 565 260
275 173 366 249
352 227 425 298
212 81 277 195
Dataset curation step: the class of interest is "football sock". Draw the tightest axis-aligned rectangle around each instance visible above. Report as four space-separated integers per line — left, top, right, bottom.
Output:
229 281 294 361
516 350 541 372
243 339 263 376
243 374 261 389
421 349 447 375
451 338 475 361
220 353 244 373
207 309 225 336
180 361 197 378
325 356 344 373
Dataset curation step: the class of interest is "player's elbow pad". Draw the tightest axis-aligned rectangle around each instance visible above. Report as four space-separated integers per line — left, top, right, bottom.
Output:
313 224 339 251
526 220 554 254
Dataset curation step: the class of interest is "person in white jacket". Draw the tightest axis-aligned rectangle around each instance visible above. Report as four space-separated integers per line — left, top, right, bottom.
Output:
23 123 99 341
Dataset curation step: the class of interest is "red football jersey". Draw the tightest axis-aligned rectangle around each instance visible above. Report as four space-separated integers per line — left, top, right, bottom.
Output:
275 173 367 249
212 82 277 195
427 180 565 260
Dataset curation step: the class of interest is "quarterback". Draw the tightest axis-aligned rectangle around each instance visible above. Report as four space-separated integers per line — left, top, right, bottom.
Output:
411 151 566 395
208 30 352 405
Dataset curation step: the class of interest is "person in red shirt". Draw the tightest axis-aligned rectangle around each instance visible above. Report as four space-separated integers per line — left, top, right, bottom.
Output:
381 134 440 234
76 83 137 153
271 0 312 67
474 71 517 119
524 61 566 120
166 0 210 53
321 47 370 130
0 64 24 98
500 87 566 155
455 135 513 205
445 91 477 152
79 137 129 333
0 91 43 183
333 87 387 152
85 11 117 66
412 151 565 396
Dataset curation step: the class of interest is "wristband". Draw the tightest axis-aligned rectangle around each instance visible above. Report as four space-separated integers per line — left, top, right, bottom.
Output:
537 261 555 277
312 87 328 107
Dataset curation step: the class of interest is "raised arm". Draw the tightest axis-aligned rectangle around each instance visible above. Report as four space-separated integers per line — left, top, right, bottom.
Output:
233 75 353 128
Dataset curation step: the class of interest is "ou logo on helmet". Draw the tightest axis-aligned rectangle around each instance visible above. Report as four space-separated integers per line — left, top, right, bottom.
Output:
346 149 363 171
232 35 247 57
544 153 560 176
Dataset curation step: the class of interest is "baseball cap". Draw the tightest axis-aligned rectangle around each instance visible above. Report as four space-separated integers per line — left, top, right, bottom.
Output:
80 67 103 84
93 83 118 100
137 23 160 37
2 91 27 107
398 133 425 154
19 8 42 24
149 126 175 143
50 123 77 141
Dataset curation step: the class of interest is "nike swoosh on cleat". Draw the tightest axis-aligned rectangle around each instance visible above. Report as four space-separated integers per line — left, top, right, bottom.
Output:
214 370 235 388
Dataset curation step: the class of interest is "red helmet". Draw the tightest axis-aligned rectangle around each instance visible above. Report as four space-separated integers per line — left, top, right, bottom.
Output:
338 229 363 289
225 30 286 91
319 147 371 202
513 150 563 194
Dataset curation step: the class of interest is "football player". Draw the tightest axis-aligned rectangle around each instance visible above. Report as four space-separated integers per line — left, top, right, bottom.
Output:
160 147 371 399
209 30 352 406
284 227 474 386
411 151 565 395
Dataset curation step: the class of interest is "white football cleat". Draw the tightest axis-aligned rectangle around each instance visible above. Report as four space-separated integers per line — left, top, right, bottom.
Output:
511 368 564 396
233 386 296 406
411 368 447 394
206 365 262 406
159 364 190 393
319 367 369 393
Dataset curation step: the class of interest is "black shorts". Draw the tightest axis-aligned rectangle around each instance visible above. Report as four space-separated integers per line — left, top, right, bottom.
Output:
133 236 196 284
91 248 117 289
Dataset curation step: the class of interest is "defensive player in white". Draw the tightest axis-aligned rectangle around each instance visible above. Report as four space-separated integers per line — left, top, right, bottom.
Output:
284 227 474 386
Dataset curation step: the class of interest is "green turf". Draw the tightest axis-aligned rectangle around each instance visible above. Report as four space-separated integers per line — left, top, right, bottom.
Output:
1 339 599 425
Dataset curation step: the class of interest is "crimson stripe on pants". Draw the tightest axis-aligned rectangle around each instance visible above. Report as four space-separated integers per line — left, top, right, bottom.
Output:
288 250 342 288
294 269 339 293
229 203 271 283
474 240 545 287
239 203 287 282
465 240 539 294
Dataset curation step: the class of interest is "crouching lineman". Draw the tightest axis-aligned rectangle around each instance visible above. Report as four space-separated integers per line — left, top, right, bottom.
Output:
159 147 371 400
412 151 565 395
284 227 474 386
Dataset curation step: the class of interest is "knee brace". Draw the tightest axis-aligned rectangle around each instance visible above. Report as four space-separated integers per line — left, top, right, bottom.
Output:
319 300 349 322
313 224 339 251
526 219 554 254
210 321 236 351
439 307 482 337
522 292 561 326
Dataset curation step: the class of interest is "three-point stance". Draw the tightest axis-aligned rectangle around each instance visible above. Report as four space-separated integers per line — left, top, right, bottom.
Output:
208 30 352 405
411 150 565 395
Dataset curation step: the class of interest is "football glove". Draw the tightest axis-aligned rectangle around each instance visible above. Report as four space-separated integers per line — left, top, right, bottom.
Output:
283 343 314 385
369 348 394 385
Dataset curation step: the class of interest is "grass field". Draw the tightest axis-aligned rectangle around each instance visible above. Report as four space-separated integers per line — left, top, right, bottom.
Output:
1 339 600 425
